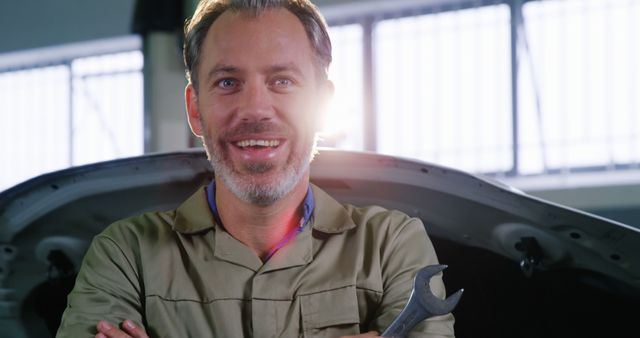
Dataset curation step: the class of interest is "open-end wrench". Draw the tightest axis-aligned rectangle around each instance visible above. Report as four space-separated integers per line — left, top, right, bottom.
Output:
382 265 463 338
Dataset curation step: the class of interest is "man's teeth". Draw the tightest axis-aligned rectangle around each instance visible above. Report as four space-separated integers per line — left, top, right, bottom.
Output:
236 140 280 148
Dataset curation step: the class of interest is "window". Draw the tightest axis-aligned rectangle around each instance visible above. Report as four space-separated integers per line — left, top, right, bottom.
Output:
519 0 640 174
71 51 144 165
325 0 640 180
0 65 71 191
0 38 143 192
375 5 511 173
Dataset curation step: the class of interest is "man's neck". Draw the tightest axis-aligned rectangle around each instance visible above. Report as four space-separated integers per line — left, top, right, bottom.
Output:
215 174 310 260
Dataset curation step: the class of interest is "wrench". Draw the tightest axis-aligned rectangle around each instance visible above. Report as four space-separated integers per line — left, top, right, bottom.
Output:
381 265 463 338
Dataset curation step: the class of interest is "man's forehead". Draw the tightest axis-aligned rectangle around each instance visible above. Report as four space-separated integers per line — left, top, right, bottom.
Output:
206 8 310 48
199 8 316 75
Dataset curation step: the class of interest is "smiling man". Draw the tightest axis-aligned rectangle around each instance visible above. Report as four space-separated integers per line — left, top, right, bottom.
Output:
56 1 455 337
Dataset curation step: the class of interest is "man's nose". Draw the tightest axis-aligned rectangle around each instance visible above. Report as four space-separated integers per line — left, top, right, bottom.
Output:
237 80 275 122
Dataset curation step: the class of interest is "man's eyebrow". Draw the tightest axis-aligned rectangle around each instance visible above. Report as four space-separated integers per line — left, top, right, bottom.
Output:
204 63 305 83
266 63 304 77
206 64 240 83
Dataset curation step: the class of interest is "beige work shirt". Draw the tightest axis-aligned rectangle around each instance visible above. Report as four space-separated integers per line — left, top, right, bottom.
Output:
57 184 455 337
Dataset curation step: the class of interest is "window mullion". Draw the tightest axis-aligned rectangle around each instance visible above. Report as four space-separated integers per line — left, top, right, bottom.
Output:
510 0 524 176
362 17 377 152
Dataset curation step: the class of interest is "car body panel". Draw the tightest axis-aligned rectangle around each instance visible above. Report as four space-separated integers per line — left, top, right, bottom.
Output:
1 149 639 337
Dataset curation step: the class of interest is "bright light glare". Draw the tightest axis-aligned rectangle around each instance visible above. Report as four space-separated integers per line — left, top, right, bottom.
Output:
323 24 364 150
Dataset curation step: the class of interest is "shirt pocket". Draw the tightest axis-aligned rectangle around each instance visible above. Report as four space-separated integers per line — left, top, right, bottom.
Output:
299 285 361 337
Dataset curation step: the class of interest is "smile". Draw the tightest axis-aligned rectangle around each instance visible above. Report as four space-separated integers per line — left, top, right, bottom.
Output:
235 139 281 148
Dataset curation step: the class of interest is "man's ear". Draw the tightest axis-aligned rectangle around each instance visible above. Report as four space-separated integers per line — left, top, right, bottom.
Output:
185 84 203 136
323 79 335 104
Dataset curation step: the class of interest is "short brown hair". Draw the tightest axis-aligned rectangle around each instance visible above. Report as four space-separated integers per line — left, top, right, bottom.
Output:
183 0 332 90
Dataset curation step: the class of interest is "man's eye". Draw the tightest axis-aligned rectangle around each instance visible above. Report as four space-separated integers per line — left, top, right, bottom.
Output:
217 79 237 89
273 78 292 87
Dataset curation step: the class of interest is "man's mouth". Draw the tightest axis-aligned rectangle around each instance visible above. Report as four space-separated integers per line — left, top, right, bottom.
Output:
229 137 285 162
235 139 281 148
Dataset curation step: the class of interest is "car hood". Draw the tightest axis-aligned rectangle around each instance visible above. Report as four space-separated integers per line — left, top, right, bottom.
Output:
1 148 639 320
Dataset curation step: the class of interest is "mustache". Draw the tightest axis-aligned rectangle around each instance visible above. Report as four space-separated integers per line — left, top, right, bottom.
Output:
221 122 288 139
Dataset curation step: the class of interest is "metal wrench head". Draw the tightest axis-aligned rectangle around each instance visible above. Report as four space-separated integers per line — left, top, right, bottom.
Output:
413 264 464 316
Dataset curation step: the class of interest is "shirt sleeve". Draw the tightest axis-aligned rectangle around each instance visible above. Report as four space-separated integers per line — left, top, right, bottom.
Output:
56 224 145 338
371 215 456 338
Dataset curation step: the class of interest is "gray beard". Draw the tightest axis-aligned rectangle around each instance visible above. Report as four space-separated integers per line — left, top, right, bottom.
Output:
202 133 313 206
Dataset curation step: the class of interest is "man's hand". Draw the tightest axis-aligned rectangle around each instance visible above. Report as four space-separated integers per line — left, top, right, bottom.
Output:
340 331 381 338
95 320 148 338
94 321 377 338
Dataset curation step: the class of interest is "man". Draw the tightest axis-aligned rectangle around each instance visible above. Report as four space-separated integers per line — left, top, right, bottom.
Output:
56 0 455 337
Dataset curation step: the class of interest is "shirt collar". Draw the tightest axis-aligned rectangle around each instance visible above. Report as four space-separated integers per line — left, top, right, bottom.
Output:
172 183 356 235
205 180 315 230
308 184 357 233
206 180 315 261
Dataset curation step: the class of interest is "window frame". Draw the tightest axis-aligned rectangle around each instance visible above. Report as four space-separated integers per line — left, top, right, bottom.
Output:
322 0 640 182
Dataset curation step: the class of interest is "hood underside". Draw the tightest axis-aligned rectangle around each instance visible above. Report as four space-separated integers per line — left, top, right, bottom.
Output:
1 149 639 335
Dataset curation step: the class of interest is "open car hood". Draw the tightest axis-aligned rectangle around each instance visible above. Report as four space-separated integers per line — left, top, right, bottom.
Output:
1 149 639 336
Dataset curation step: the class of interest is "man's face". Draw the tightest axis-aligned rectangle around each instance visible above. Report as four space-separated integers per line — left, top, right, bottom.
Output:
186 9 332 205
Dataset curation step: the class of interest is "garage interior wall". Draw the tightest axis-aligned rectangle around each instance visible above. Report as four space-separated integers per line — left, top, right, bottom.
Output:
0 0 638 226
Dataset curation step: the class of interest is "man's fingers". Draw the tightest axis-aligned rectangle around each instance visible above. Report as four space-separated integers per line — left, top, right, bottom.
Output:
339 331 381 338
96 320 131 338
121 320 149 338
